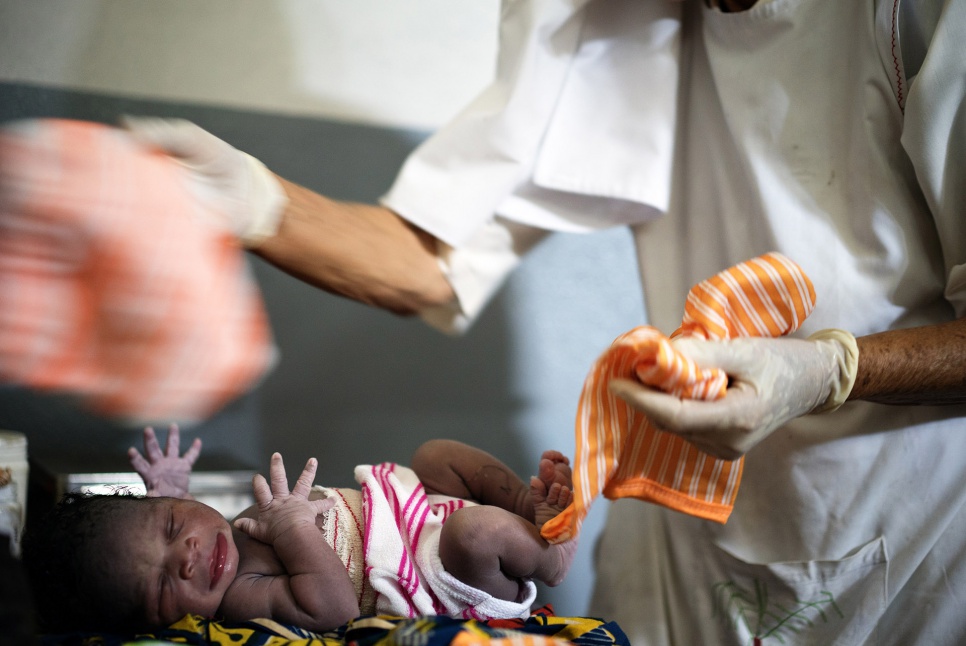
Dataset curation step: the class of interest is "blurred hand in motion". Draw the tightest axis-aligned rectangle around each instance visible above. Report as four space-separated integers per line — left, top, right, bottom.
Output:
121 116 287 246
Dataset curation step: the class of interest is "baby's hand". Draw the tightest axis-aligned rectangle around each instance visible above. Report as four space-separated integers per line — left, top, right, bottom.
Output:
233 453 334 545
128 424 201 499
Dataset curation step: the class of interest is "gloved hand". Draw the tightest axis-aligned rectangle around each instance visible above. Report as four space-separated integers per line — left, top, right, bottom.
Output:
609 329 859 460
120 116 288 246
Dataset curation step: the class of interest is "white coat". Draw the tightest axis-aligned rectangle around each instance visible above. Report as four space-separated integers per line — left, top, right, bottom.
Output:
382 0 966 643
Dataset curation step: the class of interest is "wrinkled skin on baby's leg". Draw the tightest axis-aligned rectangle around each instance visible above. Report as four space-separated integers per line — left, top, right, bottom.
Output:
439 503 578 600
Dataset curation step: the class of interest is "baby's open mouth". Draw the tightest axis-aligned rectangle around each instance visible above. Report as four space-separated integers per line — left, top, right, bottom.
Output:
210 532 227 589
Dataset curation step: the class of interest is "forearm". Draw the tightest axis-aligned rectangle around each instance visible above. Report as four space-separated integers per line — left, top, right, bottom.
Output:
272 523 358 626
850 317 966 405
252 177 455 315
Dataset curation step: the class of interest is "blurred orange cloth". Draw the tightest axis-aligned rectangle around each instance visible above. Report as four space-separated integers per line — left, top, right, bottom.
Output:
541 252 815 543
0 119 275 423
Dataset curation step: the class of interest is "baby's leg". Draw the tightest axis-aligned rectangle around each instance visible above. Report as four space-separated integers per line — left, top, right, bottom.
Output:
439 505 578 601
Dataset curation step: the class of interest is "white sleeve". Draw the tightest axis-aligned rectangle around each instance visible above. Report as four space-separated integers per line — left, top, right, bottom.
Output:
385 0 683 332
900 0 966 315
383 0 682 244
385 0 589 334
418 216 550 334
381 0 593 247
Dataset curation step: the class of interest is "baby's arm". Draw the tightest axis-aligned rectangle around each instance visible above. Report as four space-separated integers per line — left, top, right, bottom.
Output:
128 424 201 499
225 453 359 631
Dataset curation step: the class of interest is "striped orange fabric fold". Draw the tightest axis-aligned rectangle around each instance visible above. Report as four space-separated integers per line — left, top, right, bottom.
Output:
541 253 815 543
0 119 275 423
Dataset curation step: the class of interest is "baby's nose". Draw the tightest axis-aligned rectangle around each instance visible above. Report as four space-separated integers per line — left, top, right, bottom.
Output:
179 537 200 579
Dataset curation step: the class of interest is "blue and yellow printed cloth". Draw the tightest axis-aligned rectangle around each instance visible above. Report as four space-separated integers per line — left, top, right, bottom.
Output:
39 606 629 646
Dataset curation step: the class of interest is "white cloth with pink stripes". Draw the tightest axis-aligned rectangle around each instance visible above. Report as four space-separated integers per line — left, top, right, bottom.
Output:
354 462 536 620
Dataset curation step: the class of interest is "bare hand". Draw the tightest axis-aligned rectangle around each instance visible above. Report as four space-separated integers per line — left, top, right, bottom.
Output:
233 453 334 545
128 424 201 498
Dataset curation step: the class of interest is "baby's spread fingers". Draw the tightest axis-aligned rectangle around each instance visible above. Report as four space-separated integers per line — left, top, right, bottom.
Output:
183 437 202 466
314 497 336 515
268 452 290 495
233 517 256 536
128 447 150 474
164 423 181 456
142 426 164 461
250 473 273 507
292 457 317 498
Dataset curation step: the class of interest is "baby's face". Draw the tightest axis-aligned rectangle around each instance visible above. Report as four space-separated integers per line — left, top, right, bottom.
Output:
112 497 239 627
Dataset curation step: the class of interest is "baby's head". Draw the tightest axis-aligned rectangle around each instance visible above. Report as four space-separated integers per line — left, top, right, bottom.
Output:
22 491 239 633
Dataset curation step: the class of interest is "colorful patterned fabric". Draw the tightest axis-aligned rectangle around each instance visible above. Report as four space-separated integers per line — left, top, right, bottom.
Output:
37 606 629 646
0 119 274 423
541 253 815 542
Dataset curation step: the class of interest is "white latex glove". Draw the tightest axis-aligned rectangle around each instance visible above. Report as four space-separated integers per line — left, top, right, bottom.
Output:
609 329 859 460
120 116 288 246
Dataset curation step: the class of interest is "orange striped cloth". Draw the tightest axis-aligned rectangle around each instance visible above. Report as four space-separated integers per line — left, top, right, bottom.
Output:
541 253 815 543
0 119 275 423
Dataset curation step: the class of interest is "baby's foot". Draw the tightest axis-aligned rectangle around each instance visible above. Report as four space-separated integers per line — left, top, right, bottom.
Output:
541 536 579 587
530 467 573 529
531 450 578 586
539 450 572 491
530 469 578 586
516 451 573 527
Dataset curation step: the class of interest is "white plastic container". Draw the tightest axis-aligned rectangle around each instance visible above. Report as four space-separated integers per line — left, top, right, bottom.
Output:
0 430 28 555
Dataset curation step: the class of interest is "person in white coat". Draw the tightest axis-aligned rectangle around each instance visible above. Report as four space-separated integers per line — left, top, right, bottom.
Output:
124 0 966 642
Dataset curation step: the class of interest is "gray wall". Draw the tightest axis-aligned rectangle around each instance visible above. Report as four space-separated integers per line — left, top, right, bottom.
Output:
0 82 647 614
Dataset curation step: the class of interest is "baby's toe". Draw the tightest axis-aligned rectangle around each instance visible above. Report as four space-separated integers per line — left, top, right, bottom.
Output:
546 482 563 507
541 450 569 466
557 485 573 509
530 475 548 503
